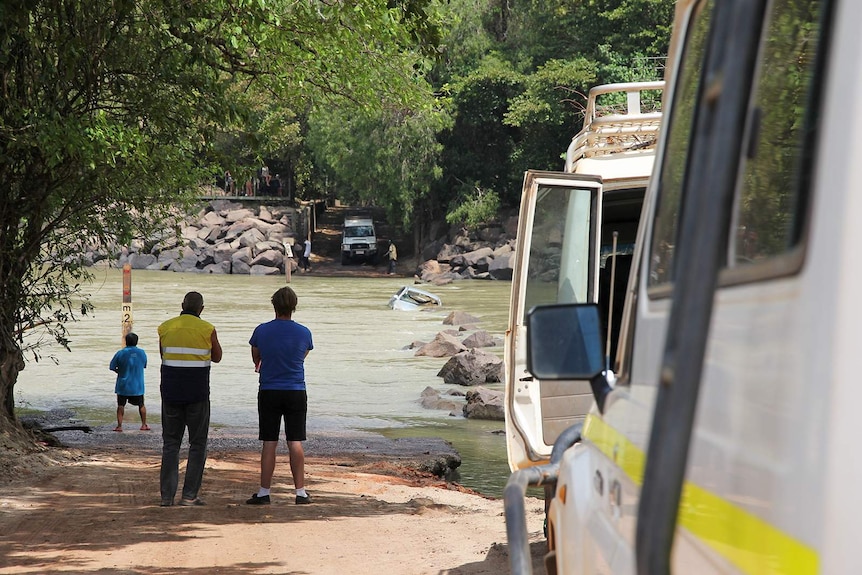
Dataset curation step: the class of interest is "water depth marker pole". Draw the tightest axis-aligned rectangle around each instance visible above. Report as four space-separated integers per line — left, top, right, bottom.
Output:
283 240 293 283
121 263 133 341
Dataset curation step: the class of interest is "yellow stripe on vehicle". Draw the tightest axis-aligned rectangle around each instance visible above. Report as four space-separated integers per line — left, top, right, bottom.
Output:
582 414 819 575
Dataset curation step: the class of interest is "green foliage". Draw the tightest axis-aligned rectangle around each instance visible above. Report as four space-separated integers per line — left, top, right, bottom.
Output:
430 0 496 83
446 186 501 230
292 0 675 239
430 0 673 222
505 58 597 175
437 55 524 208
594 45 667 85
307 99 450 227
0 0 445 418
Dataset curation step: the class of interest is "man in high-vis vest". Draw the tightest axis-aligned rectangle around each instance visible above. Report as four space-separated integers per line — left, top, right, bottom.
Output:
158 291 223 507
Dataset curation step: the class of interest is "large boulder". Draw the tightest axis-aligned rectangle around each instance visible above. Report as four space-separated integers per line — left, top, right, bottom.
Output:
224 220 255 241
414 332 467 358
250 264 280 275
417 260 451 283
435 244 464 263
202 261 231 274
231 246 253 265
128 253 157 270
442 311 480 326
200 211 226 227
187 237 209 251
247 218 274 235
493 243 514 258
156 246 199 272
461 247 494 267
224 208 254 223
231 259 251 274
488 253 514 280
473 254 494 273
238 228 266 249
436 349 503 386
462 386 504 420
250 249 283 268
419 386 462 412
254 240 286 256
461 330 498 348
181 226 200 241
258 206 274 222
212 243 236 264
197 225 222 243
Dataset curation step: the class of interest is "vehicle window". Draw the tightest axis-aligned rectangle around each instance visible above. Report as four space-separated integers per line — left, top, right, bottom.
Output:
523 185 596 320
344 226 373 238
731 0 825 264
648 0 713 287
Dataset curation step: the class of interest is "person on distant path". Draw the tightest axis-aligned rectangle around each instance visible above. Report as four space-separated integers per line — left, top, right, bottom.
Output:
109 332 149 432
301 237 312 272
246 286 314 506
223 170 234 195
158 291 223 507
387 241 397 275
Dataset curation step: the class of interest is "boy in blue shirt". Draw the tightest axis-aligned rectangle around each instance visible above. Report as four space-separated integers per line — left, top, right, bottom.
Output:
110 332 149 431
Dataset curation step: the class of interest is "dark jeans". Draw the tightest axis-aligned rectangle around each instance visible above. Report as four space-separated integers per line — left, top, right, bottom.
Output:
160 399 210 503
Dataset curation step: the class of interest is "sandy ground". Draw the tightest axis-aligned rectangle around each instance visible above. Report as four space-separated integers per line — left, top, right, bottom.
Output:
0 425 547 575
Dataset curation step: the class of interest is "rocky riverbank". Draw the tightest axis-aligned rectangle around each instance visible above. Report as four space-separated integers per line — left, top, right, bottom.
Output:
413 213 519 284
79 199 301 275
74 199 519 284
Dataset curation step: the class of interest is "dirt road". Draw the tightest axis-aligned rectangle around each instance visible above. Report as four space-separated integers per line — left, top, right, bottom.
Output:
0 437 546 574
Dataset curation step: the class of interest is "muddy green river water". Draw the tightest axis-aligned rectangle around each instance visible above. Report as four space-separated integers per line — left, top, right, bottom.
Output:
15 268 515 496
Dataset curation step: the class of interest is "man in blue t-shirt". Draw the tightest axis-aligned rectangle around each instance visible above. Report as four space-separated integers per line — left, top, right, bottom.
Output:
246 286 314 506
109 332 149 432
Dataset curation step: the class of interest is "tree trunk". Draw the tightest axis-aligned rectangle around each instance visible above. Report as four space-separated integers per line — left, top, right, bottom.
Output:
0 334 25 425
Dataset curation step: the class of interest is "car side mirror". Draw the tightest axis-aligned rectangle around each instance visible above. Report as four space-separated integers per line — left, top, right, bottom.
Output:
526 303 612 412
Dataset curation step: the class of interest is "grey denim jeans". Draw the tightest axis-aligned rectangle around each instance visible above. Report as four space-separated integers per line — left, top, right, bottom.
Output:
160 399 210 503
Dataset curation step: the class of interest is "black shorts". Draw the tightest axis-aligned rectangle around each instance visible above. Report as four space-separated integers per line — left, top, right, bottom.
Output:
257 389 307 442
117 395 144 407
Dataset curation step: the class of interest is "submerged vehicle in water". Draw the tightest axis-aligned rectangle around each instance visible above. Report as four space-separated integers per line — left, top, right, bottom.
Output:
387 286 442 311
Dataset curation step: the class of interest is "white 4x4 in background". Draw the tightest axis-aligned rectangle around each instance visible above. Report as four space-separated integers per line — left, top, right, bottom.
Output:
341 215 378 265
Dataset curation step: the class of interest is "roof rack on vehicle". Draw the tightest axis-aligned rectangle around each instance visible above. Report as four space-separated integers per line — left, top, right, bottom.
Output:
565 81 665 172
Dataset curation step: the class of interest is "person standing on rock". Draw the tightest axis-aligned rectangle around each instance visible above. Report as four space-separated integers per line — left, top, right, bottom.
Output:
158 291 222 507
387 240 397 275
109 332 149 432
301 237 312 272
246 286 314 506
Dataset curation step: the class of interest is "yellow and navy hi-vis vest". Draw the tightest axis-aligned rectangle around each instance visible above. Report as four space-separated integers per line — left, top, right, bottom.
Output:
158 312 215 404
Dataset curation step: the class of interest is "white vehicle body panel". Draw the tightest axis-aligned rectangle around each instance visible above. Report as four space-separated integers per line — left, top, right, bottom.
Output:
527 0 862 573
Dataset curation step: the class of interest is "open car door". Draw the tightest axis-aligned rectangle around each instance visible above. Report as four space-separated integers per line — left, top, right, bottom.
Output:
505 170 603 471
